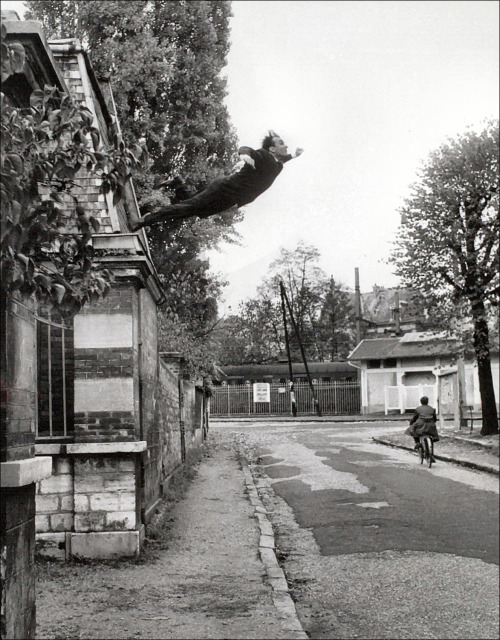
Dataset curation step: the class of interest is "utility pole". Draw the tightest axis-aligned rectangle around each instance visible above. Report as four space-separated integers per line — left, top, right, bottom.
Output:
279 281 297 417
280 281 322 417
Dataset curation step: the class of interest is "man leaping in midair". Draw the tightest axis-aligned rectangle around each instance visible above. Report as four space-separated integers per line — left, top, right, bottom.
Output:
131 130 304 230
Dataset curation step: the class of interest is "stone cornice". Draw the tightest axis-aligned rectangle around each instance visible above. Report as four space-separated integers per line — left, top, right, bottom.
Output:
91 234 164 304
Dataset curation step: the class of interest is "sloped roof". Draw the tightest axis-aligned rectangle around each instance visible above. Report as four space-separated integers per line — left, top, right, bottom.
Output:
221 362 357 376
348 332 463 360
348 338 400 360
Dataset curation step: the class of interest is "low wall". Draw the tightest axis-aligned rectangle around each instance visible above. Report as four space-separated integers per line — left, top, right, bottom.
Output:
35 443 146 559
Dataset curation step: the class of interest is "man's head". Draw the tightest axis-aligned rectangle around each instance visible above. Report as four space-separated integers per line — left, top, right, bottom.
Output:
420 396 429 405
262 130 289 159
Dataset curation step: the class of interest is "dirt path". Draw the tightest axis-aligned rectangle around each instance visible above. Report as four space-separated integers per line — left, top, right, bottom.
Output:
35 438 289 639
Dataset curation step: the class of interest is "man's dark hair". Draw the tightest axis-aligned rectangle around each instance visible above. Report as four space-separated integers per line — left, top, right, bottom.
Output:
420 396 429 405
262 129 279 150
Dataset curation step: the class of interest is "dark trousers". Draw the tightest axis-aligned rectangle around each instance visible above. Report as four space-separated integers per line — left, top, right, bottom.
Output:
138 177 238 228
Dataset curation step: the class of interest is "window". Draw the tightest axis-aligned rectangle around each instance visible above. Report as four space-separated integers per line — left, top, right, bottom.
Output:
384 358 397 368
367 360 381 369
36 314 74 438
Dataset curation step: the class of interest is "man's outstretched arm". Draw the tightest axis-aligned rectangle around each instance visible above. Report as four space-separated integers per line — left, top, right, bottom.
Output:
282 147 304 163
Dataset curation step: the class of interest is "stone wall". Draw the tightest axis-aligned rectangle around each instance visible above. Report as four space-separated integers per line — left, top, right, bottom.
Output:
35 455 74 559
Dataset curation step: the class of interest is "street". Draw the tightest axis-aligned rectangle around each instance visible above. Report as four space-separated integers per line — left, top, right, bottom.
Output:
214 420 500 640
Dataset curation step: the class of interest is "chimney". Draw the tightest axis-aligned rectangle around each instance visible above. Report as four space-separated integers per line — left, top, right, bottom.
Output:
355 268 361 344
392 289 401 335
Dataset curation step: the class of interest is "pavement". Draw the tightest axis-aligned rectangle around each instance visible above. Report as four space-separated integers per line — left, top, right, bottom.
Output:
36 418 499 639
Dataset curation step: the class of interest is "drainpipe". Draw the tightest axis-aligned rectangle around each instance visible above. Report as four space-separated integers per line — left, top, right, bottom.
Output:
178 377 186 463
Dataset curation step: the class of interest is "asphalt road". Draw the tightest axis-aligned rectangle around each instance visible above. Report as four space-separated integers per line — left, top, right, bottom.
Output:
214 421 500 640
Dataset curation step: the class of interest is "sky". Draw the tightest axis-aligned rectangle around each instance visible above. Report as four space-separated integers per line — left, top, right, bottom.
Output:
3 0 499 311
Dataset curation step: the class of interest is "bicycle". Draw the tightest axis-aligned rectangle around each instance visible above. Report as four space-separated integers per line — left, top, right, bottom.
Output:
417 434 434 468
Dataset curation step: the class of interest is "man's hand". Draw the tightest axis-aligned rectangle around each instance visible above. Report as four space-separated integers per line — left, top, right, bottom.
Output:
233 153 255 173
240 153 255 168
294 148 304 158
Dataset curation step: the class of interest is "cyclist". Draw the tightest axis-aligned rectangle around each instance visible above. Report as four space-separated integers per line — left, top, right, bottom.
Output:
405 396 439 461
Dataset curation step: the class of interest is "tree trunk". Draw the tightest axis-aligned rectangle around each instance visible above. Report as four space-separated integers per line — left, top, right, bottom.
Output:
471 303 498 435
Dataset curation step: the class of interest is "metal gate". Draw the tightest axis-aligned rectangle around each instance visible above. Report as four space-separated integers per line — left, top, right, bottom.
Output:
210 381 360 417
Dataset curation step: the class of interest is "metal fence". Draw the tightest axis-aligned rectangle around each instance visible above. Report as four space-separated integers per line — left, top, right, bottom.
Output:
211 381 361 417
36 314 74 438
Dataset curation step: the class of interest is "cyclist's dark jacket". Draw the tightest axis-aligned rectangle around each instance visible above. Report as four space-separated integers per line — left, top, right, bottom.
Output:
405 404 440 441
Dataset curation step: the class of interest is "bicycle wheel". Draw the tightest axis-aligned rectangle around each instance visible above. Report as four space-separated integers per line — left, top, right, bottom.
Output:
427 437 434 468
424 437 433 468
418 440 424 464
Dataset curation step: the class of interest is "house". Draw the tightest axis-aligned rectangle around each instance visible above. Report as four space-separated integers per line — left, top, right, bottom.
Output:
1 13 207 638
348 331 499 415
358 285 423 337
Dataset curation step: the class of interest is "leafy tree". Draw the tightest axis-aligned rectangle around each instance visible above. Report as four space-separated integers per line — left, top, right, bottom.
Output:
25 0 241 375
217 295 283 365
263 243 330 360
216 242 357 365
391 120 499 435
1 26 145 318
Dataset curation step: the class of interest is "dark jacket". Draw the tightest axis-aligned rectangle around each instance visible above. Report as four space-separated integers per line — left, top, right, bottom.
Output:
222 146 293 207
405 404 440 441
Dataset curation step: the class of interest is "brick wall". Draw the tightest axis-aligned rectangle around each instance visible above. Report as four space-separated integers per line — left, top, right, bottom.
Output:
73 284 139 442
51 48 121 233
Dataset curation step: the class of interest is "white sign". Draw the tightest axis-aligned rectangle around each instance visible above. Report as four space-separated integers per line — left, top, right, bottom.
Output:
253 382 270 403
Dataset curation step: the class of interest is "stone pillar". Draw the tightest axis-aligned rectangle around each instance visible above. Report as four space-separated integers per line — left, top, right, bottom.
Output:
69 280 146 558
1 296 52 639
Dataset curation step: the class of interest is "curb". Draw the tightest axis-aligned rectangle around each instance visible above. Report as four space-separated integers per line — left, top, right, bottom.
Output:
372 438 499 476
445 434 499 450
240 462 308 639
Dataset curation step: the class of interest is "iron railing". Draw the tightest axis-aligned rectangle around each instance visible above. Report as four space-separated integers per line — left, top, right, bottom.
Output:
210 381 361 417
36 314 74 438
